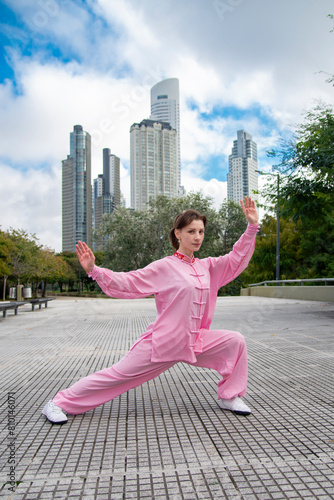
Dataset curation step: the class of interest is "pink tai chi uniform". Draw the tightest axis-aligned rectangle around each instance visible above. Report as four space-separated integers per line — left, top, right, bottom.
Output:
53 223 259 415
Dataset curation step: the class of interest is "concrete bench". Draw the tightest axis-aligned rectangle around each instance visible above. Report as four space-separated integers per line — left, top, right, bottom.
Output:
0 302 25 317
29 298 55 311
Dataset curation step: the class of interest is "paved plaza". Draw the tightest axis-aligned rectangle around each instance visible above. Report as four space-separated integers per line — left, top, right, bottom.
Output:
0 295 333 499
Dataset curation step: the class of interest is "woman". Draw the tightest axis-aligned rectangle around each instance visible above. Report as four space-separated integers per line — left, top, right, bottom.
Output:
42 196 259 423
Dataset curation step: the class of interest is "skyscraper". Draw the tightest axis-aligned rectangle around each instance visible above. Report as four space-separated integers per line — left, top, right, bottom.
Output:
103 148 121 207
62 125 92 252
150 78 181 191
93 149 121 249
227 130 258 203
130 119 178 210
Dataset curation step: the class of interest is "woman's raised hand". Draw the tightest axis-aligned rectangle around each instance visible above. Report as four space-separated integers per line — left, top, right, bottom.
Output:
240 196 259 225
76 241 95 274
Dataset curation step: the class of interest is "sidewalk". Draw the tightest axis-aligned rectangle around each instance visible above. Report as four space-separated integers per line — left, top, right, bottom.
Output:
0 296 333 499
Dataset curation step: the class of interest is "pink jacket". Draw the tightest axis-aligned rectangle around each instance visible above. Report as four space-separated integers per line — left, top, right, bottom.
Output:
89 223 259 363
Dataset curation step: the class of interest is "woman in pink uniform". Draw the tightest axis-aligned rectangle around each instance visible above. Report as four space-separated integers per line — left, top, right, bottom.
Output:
43 196 259 423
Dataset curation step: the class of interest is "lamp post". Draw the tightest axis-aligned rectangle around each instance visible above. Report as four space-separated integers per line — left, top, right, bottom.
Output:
256 170 280 283
78 261 81 295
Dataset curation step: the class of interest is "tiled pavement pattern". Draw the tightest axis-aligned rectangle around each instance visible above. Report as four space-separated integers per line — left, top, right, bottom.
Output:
0 296 333 500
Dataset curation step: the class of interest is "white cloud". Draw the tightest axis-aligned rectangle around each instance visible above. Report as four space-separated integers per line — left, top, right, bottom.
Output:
182 170 227 210
0 162 62 251
0 55 161 172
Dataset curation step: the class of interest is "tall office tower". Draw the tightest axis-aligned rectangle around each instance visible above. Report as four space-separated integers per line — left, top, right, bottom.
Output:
93 149 121 249
103 148 121 207
150 78 182 192
92 174 103 232
227 130 258 203
94 174 104 199
62 124 92 252
130 119 178 210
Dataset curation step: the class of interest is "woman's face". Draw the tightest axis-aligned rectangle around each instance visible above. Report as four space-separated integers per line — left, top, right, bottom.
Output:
174 219 205 257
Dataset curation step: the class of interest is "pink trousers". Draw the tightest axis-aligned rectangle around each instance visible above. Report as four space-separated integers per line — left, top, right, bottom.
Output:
53 329 248 415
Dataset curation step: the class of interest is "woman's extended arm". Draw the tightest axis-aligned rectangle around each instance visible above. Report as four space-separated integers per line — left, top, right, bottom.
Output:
75 240 165 299
202 197 259 290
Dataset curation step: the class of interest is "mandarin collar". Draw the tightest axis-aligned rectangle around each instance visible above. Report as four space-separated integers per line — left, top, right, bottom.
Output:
173 251 195 264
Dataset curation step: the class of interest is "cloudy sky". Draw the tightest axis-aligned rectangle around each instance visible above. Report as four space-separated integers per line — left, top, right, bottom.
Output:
0 0 333 251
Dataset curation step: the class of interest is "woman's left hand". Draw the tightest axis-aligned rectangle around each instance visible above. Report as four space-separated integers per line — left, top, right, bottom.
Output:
240 196 258 225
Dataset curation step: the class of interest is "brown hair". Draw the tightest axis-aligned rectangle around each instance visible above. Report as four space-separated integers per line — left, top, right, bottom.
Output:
169 209 207 250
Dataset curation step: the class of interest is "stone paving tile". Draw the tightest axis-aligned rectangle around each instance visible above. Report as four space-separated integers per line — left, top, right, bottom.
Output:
0 297 333 499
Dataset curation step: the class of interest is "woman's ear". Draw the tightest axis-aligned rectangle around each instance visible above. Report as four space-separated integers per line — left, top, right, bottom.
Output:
174 228 180 240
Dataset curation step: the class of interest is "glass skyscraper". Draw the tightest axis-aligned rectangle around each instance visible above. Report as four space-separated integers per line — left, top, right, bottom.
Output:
227 130 258 204
93 149 121 250
62 125 92 252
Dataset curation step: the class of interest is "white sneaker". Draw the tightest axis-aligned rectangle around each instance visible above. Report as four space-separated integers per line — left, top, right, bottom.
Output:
218 396 252 415
42 400 68 424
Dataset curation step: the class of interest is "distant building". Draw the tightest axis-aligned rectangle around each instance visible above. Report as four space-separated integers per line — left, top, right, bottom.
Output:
227 130 258 203
130 119 178 210
103 148 121 207
150 78 183 194
62 125 92 252
93 149 121 250
94 174 104 199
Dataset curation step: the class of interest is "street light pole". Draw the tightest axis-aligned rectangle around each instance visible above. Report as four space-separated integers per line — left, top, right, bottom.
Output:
276 175 280 283
256 169 280 284
78 262 81 295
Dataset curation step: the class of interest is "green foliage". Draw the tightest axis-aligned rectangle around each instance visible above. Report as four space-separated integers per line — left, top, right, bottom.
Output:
218 201 248 254
147 192 222 259
243 215 302 283
98 207 160 272
295 106 334 182
0 229 13 277
219 276 244 296
0 229 89 297
261 103 334 279
298 206 334 277
58 251 82 291
5 228 41 284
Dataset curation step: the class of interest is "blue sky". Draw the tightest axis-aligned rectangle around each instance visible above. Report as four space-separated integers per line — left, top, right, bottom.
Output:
0 0 333 251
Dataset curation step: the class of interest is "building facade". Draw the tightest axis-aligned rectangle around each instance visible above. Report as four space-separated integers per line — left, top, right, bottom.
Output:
150 78 182 192
93 149 121 250
62 125 92 252
130 119 178 210
103 148 121 207
227 130 258 203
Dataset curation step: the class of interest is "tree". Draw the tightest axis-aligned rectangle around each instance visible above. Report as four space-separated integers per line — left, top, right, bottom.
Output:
0 229 14 300
30 248 73 297
5 228 41 285
147 192 221 259
60 251 82 292
242 215 302 283
267 104 334 215
98 207 161 272
263 104 334 278
218 200 248 254
216 201 249 296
